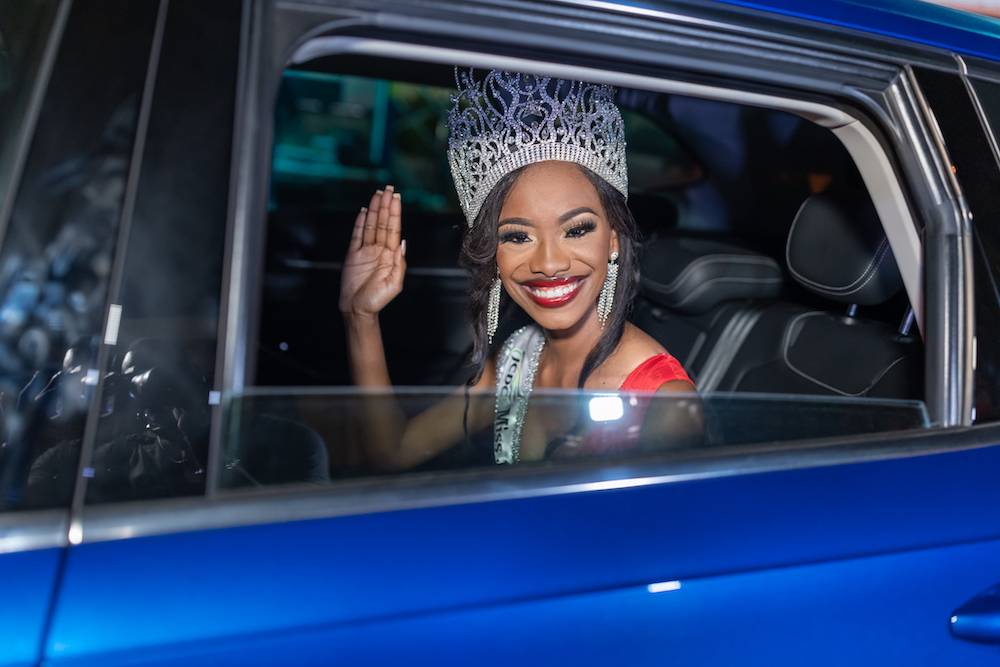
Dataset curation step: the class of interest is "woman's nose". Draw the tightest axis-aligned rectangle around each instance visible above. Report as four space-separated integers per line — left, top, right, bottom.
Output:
529 237 572 276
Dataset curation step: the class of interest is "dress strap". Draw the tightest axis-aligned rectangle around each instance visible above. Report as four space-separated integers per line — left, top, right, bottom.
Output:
619 353 693 392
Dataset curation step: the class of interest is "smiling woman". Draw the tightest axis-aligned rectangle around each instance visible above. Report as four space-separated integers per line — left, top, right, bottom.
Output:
337 70 696 469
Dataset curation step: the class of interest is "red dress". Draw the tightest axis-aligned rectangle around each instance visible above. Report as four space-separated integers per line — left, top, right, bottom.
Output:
618 353 693 392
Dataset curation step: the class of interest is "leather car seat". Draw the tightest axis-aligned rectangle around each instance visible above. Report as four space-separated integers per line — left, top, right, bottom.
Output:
632 237 784 381
703 190 923 399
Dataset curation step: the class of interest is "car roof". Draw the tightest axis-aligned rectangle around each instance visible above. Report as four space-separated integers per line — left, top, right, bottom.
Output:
630 0 1000 63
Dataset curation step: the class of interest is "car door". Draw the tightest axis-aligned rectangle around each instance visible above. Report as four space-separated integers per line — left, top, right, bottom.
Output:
35 1 1000 665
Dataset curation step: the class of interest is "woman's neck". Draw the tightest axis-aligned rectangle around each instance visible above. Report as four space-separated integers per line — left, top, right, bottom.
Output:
539 308 605 388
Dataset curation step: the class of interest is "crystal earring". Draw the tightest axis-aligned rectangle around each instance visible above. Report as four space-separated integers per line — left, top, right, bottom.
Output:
597 251 619 328
487 270 502 344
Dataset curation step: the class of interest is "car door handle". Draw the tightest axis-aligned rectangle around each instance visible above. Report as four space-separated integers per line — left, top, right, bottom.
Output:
950 584 1000 643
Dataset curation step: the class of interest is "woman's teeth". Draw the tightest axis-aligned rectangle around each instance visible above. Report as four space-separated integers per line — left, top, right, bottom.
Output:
528 282 579 298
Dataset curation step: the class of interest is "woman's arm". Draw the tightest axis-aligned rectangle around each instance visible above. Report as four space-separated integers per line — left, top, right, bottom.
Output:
637 380 704 452
340 187 495 471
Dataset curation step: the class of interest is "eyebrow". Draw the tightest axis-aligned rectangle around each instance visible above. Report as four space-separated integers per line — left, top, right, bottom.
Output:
499 207 598 227
558 207 597 222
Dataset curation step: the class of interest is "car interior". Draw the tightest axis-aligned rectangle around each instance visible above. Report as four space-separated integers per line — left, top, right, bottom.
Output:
258 57 924 399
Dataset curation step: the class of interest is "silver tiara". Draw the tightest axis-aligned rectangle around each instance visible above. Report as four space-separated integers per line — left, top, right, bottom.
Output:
447 69 628 227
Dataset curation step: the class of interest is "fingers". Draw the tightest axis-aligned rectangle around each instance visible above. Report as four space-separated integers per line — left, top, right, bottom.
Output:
389 238 407 287
363 190 382 245
387 191 402 250
375 185 394 245
350 207 366 251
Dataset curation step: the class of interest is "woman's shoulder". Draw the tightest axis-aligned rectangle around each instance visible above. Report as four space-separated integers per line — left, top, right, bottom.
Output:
586 323 675 390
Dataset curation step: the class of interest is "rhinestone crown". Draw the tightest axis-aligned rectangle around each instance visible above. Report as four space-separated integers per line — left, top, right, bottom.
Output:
447 69 628 226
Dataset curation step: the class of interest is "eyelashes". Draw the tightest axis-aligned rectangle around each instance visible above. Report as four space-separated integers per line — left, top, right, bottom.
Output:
499 220 598 244
499 230 531 244
565 220 597 238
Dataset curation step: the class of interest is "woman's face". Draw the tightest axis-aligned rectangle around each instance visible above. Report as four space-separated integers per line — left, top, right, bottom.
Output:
496 161 619 333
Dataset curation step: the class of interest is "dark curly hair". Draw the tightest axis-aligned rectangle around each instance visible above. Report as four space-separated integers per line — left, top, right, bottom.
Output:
460 164 640 388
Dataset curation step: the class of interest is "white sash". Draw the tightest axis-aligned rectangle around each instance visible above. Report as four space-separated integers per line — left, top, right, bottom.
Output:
493 325 545 464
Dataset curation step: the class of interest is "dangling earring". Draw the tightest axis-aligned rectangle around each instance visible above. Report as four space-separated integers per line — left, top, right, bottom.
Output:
487 270 502 344
597 251 619 328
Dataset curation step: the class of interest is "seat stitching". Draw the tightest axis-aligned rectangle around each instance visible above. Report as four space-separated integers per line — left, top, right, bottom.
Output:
652 254 780 295
787 235 891 297
781 312 909 396
670 276 783 308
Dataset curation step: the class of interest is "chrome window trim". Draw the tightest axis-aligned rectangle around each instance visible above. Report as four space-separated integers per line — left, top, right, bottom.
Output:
0 509 67 553
79 422 994 545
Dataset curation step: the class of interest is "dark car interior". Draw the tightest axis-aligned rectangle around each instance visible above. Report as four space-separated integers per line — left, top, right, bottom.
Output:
257 56 923 401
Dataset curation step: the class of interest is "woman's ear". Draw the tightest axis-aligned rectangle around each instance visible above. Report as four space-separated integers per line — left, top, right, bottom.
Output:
610 229 620 257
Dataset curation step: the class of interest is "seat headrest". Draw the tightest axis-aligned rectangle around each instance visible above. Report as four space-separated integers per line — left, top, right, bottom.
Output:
640 238 783 315
786 192 901 305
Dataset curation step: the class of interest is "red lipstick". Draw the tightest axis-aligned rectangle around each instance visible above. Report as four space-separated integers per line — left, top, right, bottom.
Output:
521 276 585 308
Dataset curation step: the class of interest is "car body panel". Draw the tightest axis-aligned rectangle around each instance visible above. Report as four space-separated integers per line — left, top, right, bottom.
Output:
704 0 1000 61
51 538 1000 666
1 548 62 667
46 437 1000 662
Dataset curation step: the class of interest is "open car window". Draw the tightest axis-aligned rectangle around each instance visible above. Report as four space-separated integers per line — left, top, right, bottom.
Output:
212 54 931 494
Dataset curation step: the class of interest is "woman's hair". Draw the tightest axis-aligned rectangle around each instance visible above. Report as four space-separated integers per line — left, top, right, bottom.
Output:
460 164 640 388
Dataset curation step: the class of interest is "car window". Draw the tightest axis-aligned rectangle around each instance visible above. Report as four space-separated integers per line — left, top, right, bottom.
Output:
218 56 929 493
76 0 241 505
0 0 158 511
967 77 1000 422
0 1 59 234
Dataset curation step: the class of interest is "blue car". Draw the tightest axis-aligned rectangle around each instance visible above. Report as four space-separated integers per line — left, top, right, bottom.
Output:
4 0 1000 664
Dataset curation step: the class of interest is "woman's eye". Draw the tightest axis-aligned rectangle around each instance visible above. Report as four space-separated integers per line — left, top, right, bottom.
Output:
565 221 597 238
500 230 531 244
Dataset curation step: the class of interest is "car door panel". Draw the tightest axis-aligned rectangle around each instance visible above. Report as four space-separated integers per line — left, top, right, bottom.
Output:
74 537 1000 666
45 431 1000 663
1 546 63 667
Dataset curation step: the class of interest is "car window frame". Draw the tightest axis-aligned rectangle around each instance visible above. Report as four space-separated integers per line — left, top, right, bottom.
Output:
227 5 957 475
66 0 984 543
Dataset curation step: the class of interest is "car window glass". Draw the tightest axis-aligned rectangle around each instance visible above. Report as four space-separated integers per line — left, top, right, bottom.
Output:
0 0 158 511
78 0 241 505
971 77 1000 421
0 1 59 231
223 58 928 494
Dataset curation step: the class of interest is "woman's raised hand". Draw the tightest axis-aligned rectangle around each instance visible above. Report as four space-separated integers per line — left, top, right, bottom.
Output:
339 185 406 317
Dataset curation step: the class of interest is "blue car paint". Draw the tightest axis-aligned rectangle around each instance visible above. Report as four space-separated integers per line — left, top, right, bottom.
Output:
45 537 1000 666
45 439 1000 663
0 548 62 667
703 0 1000 61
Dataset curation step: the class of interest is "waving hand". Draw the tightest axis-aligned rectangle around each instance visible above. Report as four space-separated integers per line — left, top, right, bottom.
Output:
339 186 406 317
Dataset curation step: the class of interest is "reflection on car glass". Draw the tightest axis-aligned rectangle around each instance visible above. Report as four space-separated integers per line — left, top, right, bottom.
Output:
226 62 928 491
0 0 158 510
